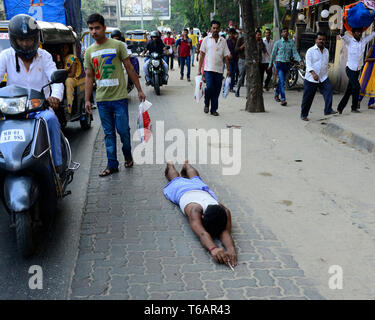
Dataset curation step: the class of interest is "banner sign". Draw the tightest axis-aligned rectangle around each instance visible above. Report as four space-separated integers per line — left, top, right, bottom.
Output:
119 0 171 21
4 0 67 25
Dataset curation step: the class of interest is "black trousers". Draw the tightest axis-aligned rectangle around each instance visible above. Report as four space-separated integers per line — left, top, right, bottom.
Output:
301 78 334 118
260 63 272 88
338 67 361 112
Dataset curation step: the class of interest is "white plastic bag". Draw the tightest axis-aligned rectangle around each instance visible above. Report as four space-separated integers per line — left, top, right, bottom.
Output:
137 100 152 143
194 75 204 103
222 77 231 99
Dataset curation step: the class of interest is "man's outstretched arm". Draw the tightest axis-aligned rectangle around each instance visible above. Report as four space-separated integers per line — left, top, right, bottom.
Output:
219 203 237 266
188 207 229 264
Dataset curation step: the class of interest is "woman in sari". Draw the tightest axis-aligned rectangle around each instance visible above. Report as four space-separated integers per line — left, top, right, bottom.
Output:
359 43 375 109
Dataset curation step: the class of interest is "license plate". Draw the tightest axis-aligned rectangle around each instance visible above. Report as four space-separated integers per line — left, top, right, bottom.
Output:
0 129 26 143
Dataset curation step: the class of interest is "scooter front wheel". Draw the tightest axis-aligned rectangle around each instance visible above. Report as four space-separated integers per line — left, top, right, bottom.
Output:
15 212 35 258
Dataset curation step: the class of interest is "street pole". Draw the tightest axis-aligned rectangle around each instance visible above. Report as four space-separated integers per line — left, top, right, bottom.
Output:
141 0 144 30
116 0 121 29
214 0 217 16
239 1 243 29
273 0 280 40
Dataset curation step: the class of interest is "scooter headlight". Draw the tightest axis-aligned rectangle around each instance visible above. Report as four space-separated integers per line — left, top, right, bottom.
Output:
0 96 27 115
152 59 160 67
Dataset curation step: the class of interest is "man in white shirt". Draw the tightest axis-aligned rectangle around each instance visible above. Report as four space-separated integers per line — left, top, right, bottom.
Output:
0 14 64 168
198 20 230 116
261 28 274 91
337 27 375 114
300 32 337 121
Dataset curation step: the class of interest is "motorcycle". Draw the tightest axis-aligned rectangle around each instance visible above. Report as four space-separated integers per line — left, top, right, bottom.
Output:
0 70 80 257
146 52 168 96
286 58 306 89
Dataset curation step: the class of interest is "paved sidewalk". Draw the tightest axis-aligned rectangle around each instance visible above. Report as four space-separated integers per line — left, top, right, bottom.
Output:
68 76 325 300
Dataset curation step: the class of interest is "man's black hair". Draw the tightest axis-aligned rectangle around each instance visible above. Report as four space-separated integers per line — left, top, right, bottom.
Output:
316 31 327 39
255 28 262 34
87 13 105 27
265 28 271 32
184 28 189 33
211 20 221 28
229 28 237 34
202 205 227 239
190 27 193 30
281 27 289 33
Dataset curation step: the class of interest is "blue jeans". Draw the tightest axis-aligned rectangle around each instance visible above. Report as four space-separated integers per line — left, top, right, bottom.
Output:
97 99 131 169
204 71 223 113
33 110 62 166
229 60 238 90
275 62 289 102
180 56 191 78
301 78 333 118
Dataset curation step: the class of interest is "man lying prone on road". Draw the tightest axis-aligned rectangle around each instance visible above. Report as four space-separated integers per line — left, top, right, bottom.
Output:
163 161 237 268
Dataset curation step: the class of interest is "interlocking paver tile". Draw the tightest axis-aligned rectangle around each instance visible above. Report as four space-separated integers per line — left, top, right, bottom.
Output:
69 104 324 300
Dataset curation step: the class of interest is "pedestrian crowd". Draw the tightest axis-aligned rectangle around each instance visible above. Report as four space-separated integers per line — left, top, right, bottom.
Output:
79 12 375 265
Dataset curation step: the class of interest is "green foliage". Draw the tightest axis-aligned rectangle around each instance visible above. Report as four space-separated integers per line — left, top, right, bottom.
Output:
81 0 104 23
170 0 239 32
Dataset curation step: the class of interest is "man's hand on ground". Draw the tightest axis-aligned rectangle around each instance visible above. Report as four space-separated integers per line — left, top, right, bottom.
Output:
211 247 228 264
226 249 237 267
47 97 60 110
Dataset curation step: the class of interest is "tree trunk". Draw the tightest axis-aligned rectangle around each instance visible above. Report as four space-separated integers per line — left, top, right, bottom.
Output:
255 0 261 27
289 0 298 30
240 0 265 113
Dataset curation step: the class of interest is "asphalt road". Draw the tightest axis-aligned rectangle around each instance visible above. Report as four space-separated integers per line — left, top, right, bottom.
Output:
0 111 100 300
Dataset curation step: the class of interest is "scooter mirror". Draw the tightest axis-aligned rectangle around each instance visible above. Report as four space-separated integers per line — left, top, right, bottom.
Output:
51 70 68 84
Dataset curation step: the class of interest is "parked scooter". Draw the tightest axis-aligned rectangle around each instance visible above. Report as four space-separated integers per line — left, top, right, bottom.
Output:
0 70 80 257
146 51 168 95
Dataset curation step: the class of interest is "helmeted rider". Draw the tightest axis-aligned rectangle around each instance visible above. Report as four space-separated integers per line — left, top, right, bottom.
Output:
0 14 64 172
111 28 130 53
141 30 169 85
111 28 123 41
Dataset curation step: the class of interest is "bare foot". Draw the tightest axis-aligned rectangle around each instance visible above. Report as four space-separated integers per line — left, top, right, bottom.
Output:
165 161 175 177
180 160 190 178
